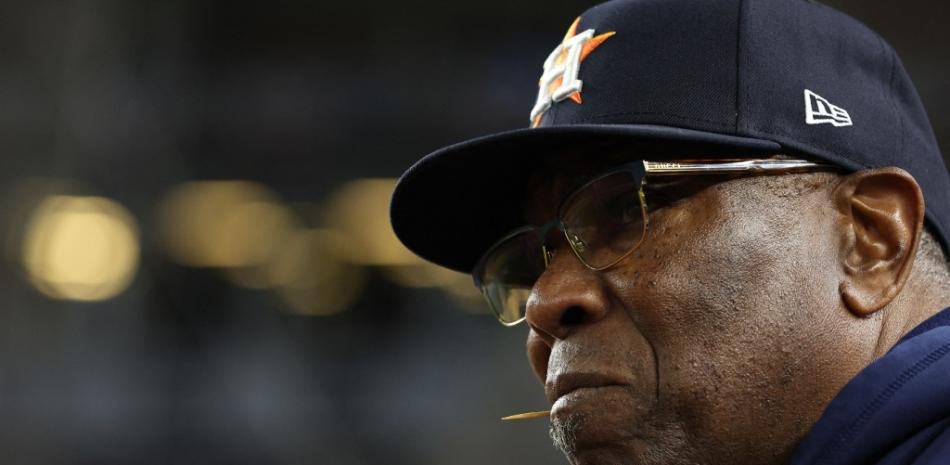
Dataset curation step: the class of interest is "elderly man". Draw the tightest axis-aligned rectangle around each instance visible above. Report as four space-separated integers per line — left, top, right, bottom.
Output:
390 0 950 464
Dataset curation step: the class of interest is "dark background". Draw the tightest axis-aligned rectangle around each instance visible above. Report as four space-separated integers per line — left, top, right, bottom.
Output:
0 1 946 464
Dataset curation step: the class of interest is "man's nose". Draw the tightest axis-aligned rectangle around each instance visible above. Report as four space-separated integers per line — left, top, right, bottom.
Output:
524 246 610 345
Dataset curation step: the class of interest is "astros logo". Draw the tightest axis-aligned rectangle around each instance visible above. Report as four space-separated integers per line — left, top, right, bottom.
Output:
530 17 616 127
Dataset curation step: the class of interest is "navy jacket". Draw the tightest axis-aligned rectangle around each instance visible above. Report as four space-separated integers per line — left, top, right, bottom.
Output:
790 308 950 465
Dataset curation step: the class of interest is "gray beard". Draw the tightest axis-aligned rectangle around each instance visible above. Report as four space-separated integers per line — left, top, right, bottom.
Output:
549 413 701 465
549 413 585 457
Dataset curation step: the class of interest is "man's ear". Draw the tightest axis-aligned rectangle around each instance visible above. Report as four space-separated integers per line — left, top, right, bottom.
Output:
834 167 925 316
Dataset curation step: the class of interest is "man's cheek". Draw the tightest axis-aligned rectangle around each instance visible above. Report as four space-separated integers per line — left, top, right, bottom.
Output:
526 330 551 383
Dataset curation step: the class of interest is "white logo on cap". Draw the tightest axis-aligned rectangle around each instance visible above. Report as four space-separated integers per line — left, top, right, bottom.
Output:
804 89 853 127
529 17 615 127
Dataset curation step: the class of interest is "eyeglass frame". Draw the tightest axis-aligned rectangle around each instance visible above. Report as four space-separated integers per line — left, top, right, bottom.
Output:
472 156 840 326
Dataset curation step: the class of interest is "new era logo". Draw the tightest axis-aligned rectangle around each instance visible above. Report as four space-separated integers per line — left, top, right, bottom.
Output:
804 89 852 127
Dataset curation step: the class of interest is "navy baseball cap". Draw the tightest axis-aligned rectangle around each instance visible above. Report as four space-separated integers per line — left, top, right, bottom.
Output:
391 0 950 273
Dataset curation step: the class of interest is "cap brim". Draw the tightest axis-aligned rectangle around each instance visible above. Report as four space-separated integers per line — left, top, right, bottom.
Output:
391 124 783 273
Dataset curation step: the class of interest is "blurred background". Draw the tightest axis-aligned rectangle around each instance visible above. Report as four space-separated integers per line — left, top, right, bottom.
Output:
0 0 946 464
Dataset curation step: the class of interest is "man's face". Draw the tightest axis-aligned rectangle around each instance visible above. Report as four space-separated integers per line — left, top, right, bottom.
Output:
522 155 879 465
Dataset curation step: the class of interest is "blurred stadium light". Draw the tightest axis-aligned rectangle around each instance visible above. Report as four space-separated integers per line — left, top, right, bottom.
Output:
156 177 479 316
21 195 139 301
267 228 365 316
325 178 419 266
157 181 296 271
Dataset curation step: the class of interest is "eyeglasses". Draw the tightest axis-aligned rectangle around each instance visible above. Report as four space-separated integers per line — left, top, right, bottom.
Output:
472 156 838 326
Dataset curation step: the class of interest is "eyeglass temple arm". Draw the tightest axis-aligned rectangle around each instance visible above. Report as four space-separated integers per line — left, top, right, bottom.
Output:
644 158 838 175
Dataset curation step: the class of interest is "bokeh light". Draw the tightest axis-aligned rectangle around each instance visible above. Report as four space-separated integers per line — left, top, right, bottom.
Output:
156 181 367 314
384 262 461 288
21 196 140 301
156 181 296 276
267 228 365 316
385 262 485 313
325 178 419 266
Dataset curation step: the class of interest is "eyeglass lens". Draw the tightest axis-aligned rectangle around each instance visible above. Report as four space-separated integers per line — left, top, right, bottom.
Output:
476 169 646 325
477 230 547 325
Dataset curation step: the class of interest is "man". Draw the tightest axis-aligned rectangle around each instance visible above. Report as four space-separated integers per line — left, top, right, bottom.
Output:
390 0 950 464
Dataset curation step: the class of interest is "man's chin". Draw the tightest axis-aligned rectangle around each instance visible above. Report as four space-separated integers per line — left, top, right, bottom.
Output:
550 414 694 465
560 445 700 465
555 439 643 465
563 449 636 465
550 413 638 464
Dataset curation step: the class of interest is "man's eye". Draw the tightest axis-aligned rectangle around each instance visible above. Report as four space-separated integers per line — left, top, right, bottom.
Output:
606 192 642 225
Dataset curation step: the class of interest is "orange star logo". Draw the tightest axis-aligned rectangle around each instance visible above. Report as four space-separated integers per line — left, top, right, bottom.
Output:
530 17 616 128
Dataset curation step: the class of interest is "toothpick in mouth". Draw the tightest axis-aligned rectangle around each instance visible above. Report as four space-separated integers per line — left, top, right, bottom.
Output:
501 410 550 421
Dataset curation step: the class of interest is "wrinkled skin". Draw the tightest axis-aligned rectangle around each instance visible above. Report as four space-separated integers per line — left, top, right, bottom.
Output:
521 153 937 465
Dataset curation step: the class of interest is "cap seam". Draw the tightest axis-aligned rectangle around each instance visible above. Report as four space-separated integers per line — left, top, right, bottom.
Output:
566 111 734 131
885 42 904 162
871 32 901 165
734 0 746 134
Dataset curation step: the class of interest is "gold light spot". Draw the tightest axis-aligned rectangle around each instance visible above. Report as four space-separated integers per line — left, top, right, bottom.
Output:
22 196 140 301
384 262 484 314
325 178 419 266
268 229 364 316
156 181 295 276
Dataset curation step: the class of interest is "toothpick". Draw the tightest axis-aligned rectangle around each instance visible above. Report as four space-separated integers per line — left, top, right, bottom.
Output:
501 410 550 421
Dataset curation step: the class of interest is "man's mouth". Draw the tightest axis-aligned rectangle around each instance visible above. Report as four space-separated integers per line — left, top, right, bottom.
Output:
555 385 628 415
547 373 638 456
546 372 629 405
